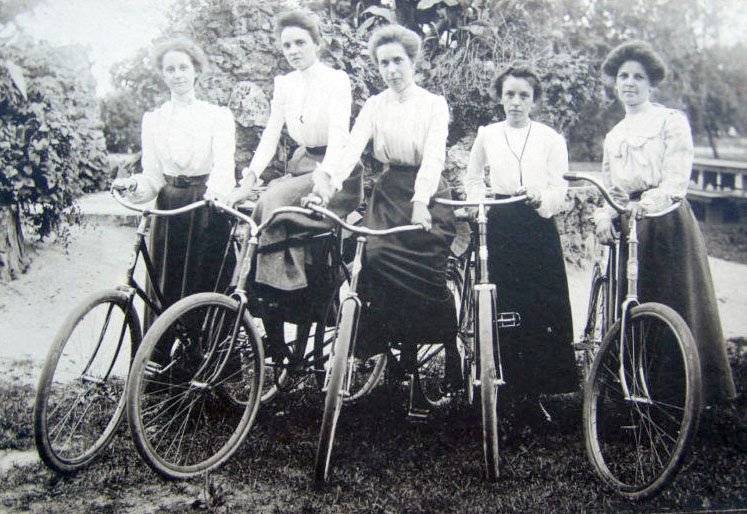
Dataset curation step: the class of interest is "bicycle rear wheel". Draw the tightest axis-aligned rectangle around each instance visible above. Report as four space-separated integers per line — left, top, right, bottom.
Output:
417 267 465 407
583 302 702 499
34 289 140 473
127 292 263 479
579 265 608 378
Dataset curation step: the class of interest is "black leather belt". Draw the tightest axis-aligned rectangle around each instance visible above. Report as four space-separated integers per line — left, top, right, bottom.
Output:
306 145 327 156
163 174 209 188
388 164 419 173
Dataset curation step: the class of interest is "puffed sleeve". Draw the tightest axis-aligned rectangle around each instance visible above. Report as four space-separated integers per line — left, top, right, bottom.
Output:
319 70 352 171
535 130 568 218
411 95 449 204
205 106 237 200
593 135 619 224
325 96 376 191
640 110 693 212
244 75 287 183
130 111 165 203
464 126 488 201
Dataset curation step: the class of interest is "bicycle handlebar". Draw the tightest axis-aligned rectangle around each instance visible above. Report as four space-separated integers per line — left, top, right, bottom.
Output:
111 189 209 216
301 202 425 236
434 195 528 207
563 172 681 218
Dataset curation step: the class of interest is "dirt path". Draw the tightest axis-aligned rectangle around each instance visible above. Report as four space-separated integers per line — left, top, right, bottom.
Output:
2 219 745 376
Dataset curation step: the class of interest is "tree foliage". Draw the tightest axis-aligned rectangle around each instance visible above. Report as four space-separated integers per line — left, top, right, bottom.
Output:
0 38 108 240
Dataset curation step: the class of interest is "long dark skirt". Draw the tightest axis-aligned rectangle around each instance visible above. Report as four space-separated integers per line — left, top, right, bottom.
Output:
144 181 233 330
253 148 362 291
486 202 578 395
356 165 457 361
629 200 736 404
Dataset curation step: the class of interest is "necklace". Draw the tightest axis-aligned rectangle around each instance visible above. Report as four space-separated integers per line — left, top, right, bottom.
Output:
504 121 532 186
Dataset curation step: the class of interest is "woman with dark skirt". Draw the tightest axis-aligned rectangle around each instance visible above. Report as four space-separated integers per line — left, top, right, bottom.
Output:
113 37 236 328
313 24 461 395
463 65 578 417
594 41 736 405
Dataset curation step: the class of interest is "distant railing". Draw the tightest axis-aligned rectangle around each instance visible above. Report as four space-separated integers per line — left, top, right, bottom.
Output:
569 160 747 200
689 158 747 199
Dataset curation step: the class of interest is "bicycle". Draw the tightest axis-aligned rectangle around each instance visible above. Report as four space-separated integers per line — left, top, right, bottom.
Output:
432 195 527 482
125 201 381 478
32 191 214 474
565 172 703 499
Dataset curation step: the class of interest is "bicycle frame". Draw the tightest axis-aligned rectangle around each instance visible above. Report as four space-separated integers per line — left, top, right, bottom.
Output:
563 173 681 402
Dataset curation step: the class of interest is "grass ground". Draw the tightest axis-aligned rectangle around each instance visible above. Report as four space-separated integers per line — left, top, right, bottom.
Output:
0 341 744 513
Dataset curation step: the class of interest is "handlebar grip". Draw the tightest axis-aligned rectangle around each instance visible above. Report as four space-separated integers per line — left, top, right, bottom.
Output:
563 172 579 181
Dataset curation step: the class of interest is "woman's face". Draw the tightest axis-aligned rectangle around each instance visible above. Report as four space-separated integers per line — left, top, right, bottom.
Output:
161 50 197 95
500 75 535 127
280 26 319 71
615 60 651 108
376 42 414 94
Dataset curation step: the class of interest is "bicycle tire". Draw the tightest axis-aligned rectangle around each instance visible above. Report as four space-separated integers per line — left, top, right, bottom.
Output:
127 292 264 479
477 287 500 482
583 302 702 499
314 297 358 484
34 289 141 474
316 264 385 404
580 265 607 379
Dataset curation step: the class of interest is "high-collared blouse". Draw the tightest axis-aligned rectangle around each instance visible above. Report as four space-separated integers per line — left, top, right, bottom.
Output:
245 61 352 181
464 120 568 218
325 84 449 205
129 99 236 203
601 103 693 213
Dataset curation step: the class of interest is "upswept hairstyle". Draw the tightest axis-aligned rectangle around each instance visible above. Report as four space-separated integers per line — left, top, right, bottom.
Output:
601 40 667 86
153 37 208 74
492 64 543 100
275 9 322 45
367 24 421 66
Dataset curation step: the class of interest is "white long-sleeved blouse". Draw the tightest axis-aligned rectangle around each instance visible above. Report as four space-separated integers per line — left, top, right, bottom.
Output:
600 104 693 215
464 120 568 218
129 99 236 203
244 61 352 182
325 84 449 205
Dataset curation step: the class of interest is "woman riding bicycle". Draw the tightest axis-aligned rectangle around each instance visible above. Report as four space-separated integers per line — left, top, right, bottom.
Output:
312 24 461 395
463 64 578 419
112 37 236 328
593 40 735 405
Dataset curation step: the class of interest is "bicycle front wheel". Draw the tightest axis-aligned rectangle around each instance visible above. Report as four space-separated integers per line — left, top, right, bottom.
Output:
583 302 702 499
314 297 358 484
127 292 264 479
476 287 499 482
34 289 140 474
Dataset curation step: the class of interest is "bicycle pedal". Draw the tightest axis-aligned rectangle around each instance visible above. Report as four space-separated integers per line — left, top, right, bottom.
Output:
495 312 521 328
406 407 430 423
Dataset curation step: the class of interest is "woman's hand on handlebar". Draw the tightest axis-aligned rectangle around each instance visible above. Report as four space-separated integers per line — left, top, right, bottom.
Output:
411 201 432 231
594 211 617 245
310 167 335 207
515 186 542 210
112 177 138 194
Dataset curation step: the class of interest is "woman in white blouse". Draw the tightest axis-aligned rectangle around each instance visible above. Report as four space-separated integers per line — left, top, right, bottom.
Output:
463 65 578 410
113 37 236 327
594 41 735 404
313 24 460 392
228 10 356 292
